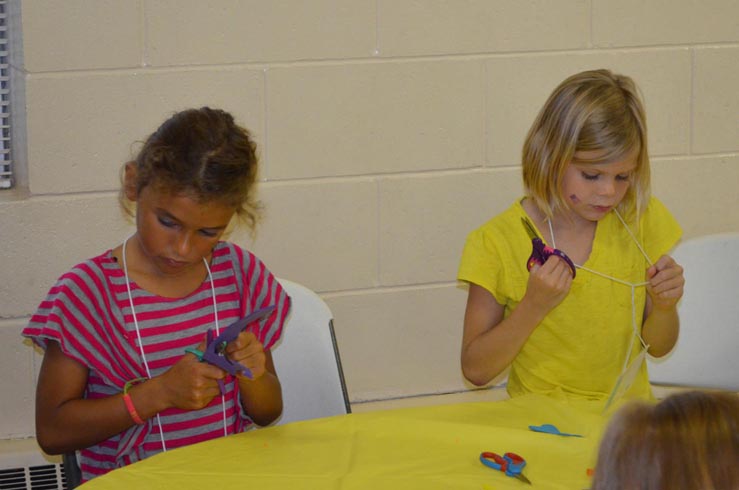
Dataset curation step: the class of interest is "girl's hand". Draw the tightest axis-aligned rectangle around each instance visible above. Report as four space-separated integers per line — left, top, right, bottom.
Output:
225 331 268 380
524 255 573 313
646 254 685 310
160 340 226 410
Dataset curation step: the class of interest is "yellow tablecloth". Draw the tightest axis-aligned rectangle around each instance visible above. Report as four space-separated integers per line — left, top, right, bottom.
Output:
79 394 614 490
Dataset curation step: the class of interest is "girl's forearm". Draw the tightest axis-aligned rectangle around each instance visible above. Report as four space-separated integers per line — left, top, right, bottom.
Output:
462 298 546 386
35 342 170 455
237 372 283 426
36 393 154 455
642 305 679 358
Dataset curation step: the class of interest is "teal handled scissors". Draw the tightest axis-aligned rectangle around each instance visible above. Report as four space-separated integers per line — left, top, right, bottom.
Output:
480 451 532 485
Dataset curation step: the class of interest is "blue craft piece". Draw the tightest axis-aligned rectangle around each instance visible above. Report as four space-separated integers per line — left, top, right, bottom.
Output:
529 423 583 438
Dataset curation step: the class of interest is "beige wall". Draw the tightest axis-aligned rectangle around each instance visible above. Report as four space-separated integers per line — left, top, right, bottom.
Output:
1 0 738 441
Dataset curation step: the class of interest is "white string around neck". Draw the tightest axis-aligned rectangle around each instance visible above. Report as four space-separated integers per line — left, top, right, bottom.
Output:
121 237 229 453
546 210 652 374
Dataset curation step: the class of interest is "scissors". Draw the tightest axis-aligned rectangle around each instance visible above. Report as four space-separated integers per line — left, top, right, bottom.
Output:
480 451 532 485
185 305 276 394
521 216 576 278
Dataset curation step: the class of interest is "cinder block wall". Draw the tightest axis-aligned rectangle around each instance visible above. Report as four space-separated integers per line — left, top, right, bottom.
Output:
1 1 737 440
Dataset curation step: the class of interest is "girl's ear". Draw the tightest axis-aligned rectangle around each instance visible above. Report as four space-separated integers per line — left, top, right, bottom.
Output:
123 161 138 201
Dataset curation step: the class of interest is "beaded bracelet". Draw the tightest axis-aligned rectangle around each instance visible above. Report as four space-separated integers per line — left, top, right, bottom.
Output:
122 377 147 425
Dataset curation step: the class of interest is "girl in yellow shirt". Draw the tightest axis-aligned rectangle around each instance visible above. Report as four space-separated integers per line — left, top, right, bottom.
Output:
458 69 685 401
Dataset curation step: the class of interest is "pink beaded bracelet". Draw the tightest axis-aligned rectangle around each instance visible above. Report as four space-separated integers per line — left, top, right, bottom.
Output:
122 377 147 425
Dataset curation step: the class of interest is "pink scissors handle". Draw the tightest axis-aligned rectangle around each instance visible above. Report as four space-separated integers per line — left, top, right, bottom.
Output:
527 237 577 278
521 217 576 278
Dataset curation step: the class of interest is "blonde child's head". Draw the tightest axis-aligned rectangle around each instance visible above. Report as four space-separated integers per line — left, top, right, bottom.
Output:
121 107 260 230
522 69 650 221
592 390 739 490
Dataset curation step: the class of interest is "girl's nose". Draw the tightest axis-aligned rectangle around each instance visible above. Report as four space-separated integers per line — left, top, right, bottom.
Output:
175 233 192 257
599 179 616 196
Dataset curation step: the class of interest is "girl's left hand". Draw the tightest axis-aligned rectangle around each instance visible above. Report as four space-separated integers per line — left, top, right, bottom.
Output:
646 254 685 310
224 331 267 380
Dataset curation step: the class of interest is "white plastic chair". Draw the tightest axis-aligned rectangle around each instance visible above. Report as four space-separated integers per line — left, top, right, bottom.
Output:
648 232 739 390
271 279 351 424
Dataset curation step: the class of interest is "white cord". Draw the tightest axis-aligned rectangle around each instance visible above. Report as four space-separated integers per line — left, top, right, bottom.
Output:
202 258 229 438
122 238 229 449
614 209 653 266
122 238 167 452
546 213 652 376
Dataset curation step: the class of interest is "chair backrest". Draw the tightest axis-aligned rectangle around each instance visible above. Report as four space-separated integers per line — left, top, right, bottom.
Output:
647 232 739 390
270 279 351 424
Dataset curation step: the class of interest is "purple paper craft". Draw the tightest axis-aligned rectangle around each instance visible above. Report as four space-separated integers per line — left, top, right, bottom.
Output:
200 305 277 393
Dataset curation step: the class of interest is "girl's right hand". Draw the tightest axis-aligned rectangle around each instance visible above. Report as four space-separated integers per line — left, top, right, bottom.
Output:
158 341 227 411
523 255 573 313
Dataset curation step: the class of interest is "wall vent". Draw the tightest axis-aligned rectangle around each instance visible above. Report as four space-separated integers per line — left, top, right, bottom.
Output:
0 443 67 490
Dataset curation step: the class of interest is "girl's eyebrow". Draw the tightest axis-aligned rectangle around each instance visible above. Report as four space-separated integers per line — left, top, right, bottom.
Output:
574 163 637 173
156 208 178 218
156 208 184 224
156 208 229 231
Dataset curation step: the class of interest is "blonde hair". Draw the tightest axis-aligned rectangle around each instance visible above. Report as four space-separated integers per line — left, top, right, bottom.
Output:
522 69 650 221
592 390 739 490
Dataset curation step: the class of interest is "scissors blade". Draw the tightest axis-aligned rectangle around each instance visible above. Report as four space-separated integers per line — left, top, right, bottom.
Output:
515 473 532 485
520 217 541 241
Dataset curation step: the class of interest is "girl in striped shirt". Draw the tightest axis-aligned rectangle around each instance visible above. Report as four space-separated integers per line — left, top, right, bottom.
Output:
23 107 291 482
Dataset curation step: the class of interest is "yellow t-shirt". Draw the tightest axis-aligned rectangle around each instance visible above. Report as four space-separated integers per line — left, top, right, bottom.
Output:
458 197 682 400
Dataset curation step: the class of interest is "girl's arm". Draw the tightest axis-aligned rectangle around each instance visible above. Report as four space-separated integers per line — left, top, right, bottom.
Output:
642 255 684 357
36 341 227 454
461 256 573 385
226 331 283 426
236 351 282 426
36 341 150 454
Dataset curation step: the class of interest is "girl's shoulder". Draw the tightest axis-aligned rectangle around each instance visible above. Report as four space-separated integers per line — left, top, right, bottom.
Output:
640 197 682 255
212 241 277 288
462 199 530 263
601 197 681 260
607 197 679 237
212 241 265 270
25 250 122 347
53 249 121 289
603 197 677 231
639 197 678 227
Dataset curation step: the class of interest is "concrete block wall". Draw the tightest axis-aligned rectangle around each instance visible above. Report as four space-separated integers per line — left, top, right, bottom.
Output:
1 0 737 441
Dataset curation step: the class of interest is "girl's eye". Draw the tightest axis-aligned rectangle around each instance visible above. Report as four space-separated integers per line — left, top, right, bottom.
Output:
199 229 218 238
616 174 631 181
582 172 599 181
158 216 177 228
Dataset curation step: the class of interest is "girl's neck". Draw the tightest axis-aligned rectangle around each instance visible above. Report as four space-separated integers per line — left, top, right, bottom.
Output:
522 198 597 265
114 236 210 298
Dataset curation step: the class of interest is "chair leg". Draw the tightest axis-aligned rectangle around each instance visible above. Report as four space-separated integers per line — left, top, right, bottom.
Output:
329 319 351 414
63 452 82 489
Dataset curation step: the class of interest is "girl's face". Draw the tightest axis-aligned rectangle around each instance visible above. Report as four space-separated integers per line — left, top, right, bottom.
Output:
560 151 637 223
132 184 235 277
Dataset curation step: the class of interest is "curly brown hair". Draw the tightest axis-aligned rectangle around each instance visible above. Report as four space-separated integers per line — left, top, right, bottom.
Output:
120 107 261 230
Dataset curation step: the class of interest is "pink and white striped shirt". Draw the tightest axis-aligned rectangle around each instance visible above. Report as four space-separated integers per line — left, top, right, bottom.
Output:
23 242 290 482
